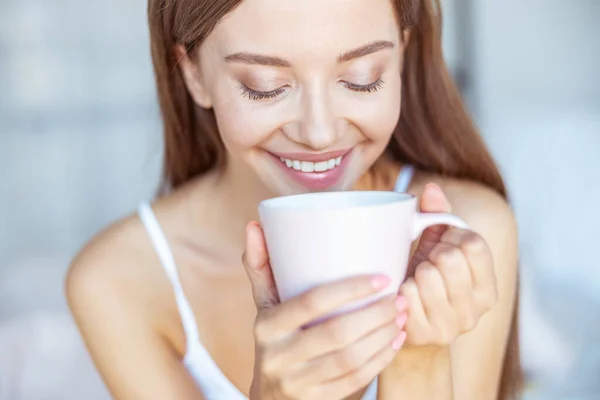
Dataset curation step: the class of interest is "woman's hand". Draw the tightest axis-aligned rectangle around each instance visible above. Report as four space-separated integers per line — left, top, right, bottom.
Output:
242 223 408 400
400 183 499 347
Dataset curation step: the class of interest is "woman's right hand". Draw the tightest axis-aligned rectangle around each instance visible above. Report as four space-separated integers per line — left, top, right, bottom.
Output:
242 222 408 400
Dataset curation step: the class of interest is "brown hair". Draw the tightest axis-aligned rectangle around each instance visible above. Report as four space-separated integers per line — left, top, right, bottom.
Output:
147 0 522 397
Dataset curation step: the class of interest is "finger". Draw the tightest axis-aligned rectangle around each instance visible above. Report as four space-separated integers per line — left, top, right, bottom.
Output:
290 315 406 386
271 293 405 367
398 278 429 343
407 183 452 276
414 261 455 340
242 222 279 312
313 340 402 400
428 242 474 318
440 228 496 294
257 274 393 342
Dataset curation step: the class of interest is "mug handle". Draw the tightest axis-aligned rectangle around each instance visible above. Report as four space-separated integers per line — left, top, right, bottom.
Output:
412 212 468 241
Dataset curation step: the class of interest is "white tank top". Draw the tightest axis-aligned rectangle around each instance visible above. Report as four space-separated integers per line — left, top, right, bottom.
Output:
138 165 415 400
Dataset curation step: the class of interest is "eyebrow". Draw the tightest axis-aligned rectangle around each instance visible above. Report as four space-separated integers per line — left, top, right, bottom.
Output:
338 40 395 63
224 40 395 68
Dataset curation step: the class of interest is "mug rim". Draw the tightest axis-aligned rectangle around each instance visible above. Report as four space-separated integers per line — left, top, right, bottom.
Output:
259 190 416 212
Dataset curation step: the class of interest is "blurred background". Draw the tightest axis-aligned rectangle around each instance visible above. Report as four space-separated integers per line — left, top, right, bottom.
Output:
0 0 598 399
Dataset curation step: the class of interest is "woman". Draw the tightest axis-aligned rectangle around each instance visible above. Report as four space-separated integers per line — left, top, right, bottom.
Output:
66 0 522 399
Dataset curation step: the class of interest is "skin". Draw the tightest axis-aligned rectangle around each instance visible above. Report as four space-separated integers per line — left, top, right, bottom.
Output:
65 0 519 399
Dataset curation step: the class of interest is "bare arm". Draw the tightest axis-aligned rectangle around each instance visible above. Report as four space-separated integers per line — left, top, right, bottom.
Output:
378 345 453 399
66 231 206 400
378 183 519 399
448 187 519 399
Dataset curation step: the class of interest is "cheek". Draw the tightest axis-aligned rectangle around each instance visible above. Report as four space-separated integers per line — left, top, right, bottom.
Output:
351 81 402 142
212 98 277 151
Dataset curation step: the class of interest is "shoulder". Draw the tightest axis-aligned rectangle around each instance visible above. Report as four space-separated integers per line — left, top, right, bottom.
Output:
65 208 174 337
446 177 517 248
414 171 516 234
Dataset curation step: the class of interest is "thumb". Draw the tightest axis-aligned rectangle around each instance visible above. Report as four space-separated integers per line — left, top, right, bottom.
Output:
406 183 452 277
242 222 279 312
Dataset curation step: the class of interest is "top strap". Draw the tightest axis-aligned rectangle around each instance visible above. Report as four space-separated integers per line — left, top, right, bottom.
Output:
138 203 201 347
394 164 415 193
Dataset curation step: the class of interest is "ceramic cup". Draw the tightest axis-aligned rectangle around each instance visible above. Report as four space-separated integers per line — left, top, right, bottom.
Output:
259 191 468 316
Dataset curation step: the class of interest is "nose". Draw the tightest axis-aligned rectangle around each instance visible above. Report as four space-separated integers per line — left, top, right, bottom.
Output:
291 86 341 150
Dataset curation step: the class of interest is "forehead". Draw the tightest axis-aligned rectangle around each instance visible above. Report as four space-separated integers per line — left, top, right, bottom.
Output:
207 0 400 60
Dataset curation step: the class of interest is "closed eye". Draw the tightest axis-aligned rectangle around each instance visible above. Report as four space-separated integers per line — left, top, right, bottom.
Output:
239 78 385 101
239 83 287 101
342 78 385 93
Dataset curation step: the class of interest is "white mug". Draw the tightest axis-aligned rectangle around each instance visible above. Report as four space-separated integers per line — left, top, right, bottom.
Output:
259 191 467 315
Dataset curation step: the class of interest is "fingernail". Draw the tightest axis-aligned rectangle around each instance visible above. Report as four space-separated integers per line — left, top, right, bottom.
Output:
392 331 407 350
395 296 407 311
371 275 391 290
395 313 407 328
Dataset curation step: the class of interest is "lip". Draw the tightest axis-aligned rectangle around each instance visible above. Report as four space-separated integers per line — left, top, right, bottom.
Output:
269 148 354 190
271 148 352 163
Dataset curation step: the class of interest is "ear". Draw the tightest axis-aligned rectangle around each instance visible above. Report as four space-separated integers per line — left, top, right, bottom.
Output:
174 44 213 109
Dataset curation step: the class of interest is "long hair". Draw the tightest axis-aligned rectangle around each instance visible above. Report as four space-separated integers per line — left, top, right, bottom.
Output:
147 0 522 397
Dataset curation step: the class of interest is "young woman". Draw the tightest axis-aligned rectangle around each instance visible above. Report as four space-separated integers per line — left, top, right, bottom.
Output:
66 0 522 399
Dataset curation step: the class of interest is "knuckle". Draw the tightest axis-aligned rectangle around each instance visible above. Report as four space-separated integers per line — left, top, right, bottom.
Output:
253 316 271 345
461 232 487 254
386 321 402 341
299 290 324 315
460 311 477 332
477 288 498 311
486 291 499 309
345 370 365 392
400 278 418 298
433 245 464 267
414 263 436 288
348 277 368 295
324 319 351 343
491 285 500 304
335 348 360 372
373 297 397 322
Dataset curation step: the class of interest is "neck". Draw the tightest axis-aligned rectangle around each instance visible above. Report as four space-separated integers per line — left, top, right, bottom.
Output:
219 163 275 224
182 155 397 267
184 162 275 262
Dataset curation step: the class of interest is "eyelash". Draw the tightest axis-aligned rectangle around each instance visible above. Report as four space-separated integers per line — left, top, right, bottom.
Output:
239 78 385 101
240 85 286 101
343 78 385 93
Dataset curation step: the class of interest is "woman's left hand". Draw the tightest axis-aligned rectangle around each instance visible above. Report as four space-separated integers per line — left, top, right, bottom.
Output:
399 183 499 347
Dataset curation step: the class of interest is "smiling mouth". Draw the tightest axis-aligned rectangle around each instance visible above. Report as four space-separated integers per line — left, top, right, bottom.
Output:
277 155 343 173
268 148 353 190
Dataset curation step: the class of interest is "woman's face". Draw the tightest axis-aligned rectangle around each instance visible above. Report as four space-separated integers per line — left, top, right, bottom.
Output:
185 0 404 196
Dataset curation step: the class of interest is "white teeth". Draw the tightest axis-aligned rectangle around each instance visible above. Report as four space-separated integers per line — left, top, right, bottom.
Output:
278 155 344 173
300 161 315 172
314 161 329 172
